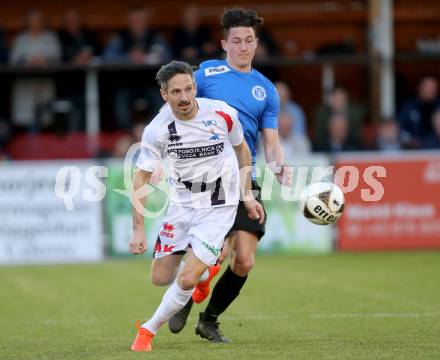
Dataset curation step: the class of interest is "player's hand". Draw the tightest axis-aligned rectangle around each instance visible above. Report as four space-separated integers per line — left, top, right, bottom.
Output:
243 199 265 224
276 164 293 187
129 229 147 255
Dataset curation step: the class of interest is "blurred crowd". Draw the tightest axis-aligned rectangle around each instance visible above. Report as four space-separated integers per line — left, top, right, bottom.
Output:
0 6 440 162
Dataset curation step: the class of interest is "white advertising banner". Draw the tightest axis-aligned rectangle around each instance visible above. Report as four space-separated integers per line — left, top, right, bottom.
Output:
0 161 104 265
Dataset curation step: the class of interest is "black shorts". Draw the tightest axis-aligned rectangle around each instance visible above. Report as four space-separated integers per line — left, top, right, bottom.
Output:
229 181 267 240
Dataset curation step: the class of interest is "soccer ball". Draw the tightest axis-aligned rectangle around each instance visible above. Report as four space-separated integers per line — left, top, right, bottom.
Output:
299 181 345 225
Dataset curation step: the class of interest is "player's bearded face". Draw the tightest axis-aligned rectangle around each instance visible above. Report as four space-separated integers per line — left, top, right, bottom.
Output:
161 74 197 120
222 27 258 70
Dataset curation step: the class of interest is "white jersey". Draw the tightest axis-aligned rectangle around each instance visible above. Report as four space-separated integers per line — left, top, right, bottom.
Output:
137 98 244 208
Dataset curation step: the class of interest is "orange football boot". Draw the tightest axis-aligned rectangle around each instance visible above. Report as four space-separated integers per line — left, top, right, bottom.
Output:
131 320 154 352
192 264 222 304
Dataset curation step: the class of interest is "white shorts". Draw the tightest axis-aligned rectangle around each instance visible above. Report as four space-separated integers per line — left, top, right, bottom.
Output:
153 204 237 266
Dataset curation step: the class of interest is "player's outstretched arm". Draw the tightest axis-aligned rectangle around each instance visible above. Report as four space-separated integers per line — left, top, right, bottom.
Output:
130 168 152 255
261 128 293 186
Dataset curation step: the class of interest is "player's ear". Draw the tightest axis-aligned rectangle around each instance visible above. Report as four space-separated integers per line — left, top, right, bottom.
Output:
160 88 167 102
221 39 227 52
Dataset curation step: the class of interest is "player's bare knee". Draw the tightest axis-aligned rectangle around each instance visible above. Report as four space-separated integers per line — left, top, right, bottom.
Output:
231 256 254 276
151 273 173 287
177 271 198 291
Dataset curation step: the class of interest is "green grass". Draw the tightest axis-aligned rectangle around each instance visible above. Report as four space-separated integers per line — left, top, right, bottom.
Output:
1 252 440 360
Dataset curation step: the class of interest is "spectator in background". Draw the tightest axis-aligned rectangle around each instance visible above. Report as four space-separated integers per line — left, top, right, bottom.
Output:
104 6 170 129
277 111 311 162
172 4 218 62
313 112 360 153
10 10 60 65
375 119 402 152
104 6 170 65
314 86 365 151
275 81 307 136
421 108 440 149
0 119 11 160
0 22 8 63
398 75 440 149
58 9 99 64
9 11 60 130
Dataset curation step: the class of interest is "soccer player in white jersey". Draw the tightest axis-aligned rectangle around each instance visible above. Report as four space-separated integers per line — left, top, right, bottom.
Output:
129 60 264 352
169 8 293 342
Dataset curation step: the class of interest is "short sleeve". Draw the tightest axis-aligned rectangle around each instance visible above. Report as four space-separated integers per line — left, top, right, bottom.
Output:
136 124 162 172
215 105 244 147
195 68 205 97
259 84 280 129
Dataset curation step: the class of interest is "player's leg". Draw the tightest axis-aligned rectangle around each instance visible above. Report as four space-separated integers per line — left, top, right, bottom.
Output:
132 249 207 352
195 230 258 343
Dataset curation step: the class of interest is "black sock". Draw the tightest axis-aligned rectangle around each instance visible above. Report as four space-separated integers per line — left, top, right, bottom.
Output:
202 265 247 322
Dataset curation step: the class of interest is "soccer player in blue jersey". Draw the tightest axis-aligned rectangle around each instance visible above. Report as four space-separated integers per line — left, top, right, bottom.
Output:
168 8 292 342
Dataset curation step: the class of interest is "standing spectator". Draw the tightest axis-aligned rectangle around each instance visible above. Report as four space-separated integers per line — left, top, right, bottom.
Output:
275 81 307 136
9 10 61 130
277 111 311 162
314 86 365 150
103 6 170 65
58 9 99 65
104 6 170 129
172 4 218 62
421 108 440 149
398 75 440 148
313 112 360 153
375 119 402 152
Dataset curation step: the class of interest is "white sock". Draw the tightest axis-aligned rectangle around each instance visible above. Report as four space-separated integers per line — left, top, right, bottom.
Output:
142 281 193 334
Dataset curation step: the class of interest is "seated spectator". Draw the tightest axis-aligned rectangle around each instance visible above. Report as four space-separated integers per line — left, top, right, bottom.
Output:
172 4 218 62
313 112 361 153
103 6 169 129
398 75 440 149
58 9 99 64
314 86 365 150
278 111 311 163
421 108 440 149
103 6 170 65
10 10 60 66
0 22 7 63
9 10 61 130
375 119 402 152
275 81 307 136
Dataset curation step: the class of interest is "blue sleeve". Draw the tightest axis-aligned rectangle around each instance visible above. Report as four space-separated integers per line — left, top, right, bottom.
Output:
195 68 205 97
259 84 279 129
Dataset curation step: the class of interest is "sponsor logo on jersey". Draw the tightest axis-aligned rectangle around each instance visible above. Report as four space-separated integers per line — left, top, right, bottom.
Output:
204 65 231 77
209 128 220 140
168 134 182 142
167 143 224 159
201 240 221 257
202 119 217 127
252 85 266 101
160 222 175 239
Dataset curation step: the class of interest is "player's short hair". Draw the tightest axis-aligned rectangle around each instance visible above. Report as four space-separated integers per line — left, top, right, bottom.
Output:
155 60 195 90
221 7 263 38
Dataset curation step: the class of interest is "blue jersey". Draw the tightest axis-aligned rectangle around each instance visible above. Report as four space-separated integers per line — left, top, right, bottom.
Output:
195 59 279 174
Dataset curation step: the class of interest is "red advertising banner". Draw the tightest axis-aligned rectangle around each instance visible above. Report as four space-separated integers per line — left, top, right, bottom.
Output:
336 152 440 251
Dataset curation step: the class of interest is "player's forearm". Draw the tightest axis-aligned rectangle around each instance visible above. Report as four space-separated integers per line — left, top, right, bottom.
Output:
264 141 284 168
132 169 151 231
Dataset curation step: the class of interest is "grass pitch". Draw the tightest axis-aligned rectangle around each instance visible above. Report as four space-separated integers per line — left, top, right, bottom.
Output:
1 252 439 360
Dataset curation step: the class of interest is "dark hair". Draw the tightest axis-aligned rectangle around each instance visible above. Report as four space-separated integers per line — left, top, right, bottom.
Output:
155 60 194 89
221 7 263 38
